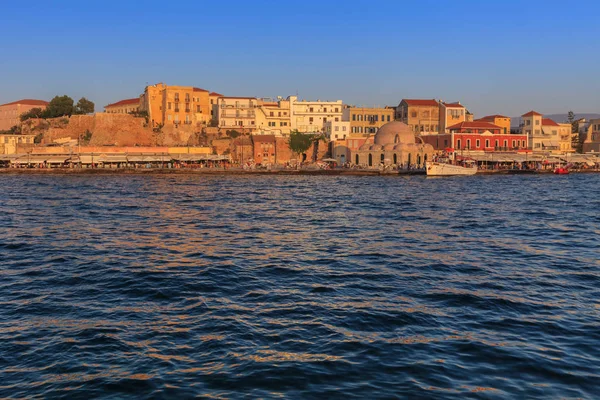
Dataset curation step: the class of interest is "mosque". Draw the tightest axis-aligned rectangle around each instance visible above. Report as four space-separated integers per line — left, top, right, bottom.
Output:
355 121 434 168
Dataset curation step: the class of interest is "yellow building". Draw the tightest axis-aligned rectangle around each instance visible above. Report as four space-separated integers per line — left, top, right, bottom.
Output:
439 102 466 133
140 83 212 129
342 106 394 135
0 133 36 154
255 97 292 135
558 123 574 152
104 98 140 114
476 115 511 135
396 99 440 134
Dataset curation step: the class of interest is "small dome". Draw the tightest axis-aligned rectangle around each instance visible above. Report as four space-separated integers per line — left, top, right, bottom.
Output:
369 144 383 151
383 143 396 150
374 121 416 146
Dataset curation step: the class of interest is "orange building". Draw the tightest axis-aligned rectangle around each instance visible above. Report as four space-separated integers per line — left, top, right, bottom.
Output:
476 115 511 135
396 99 440 134
0 99 48 131
140 83 212 129
104 98 140 114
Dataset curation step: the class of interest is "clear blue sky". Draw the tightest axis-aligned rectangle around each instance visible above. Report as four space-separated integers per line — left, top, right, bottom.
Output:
1 0 598 117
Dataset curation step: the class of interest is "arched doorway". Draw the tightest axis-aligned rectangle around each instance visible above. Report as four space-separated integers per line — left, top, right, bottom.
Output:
368 154 373 167
355 154 359 165
380 154 384 163
417 154 421 166
407 153 412 167
393 154 397 164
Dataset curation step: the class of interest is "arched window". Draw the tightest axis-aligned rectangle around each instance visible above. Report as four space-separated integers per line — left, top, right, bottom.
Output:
355 154 359 164
393 154 397 164
380 154 384 163
424 154 428 162
417 154 421 165
368 154 373 167
408 153 412 165
503 140 508 148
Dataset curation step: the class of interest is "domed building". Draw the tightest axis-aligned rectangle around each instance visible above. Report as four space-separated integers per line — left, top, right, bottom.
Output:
354 121 434 168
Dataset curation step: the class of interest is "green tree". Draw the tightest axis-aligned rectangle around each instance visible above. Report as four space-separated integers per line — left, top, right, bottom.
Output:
20 107 44 122
311 133 328 162
74 97 95 114
226 129 241 138
43 95 74 118
567 110 575 124
288 130 313 163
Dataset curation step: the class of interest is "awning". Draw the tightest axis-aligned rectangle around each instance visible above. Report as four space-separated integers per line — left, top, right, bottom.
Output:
542 141 559 148
127 154 169 162
45 156 70 164
12 155 50 164
170 154 210 161
97 155 128 163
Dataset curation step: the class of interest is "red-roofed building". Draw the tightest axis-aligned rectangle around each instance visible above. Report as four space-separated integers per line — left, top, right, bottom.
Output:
0 99 49 131
396 99 440 134
104 98 140 114
476 115 511 135
520 111 572 153
421 120 528 152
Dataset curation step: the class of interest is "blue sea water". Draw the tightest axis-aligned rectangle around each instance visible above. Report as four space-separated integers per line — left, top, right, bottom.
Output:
0 174 599 398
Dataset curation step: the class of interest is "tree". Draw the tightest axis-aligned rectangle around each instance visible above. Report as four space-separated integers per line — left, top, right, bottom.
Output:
226 129 241 139
567 110 575 124
288 130 313 164
74 97 95 115
20 107 44 122
43 95 74 118
311 133 328 162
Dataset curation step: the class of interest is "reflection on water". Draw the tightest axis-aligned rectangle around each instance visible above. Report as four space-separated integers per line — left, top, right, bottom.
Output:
1 174 599 398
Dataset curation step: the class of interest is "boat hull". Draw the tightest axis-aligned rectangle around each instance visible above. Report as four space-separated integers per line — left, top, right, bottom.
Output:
426 161 477 176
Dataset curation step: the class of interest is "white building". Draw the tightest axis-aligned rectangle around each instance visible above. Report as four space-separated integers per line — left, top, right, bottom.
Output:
288 96 343 133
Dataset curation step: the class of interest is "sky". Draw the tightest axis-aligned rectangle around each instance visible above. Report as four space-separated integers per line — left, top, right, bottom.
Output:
1 0 599 117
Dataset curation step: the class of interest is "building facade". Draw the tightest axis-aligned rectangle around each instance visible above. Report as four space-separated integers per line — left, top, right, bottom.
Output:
104 98 140 114
0 99 48 131
476 115 511 135
0 133 36 154
289 96 343 133
557 123 574 152
216 96 258 133
255 98 292 135
140 83 212 129
396 99 440 134
342 106 394 135
582 119 600 153
439 102 466 133
324 120 350 141
421 121 528 152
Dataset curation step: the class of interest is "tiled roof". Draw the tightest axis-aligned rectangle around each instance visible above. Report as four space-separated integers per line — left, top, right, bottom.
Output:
442 102 464 108
522 110 543 117
479 114 510 120
402 99 439 107
252 135 276 143
209 92 224 97
0 99 49 107
448 121 502 130
542 118 560 127
105 98 139 108
193 87 208 92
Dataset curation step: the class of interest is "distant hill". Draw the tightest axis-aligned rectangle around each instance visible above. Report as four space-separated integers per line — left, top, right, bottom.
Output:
511 113 600 127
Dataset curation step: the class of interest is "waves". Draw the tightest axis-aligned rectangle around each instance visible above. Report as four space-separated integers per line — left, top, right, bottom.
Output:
1 174 599 398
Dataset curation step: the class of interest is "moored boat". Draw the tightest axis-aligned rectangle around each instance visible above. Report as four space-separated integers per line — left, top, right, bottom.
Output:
425 161 477 176
554 167 569 175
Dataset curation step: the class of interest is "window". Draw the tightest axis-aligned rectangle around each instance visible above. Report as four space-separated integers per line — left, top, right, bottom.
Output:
278 112 281 117
387 116 391 122
552 130 557 136
466 139 471 149
270 112 274 117
411 111 417 118
485 139 490 148
168 115 172 121
512 140 516 148
352 114 356 121
342 126 346 131
535 120 540 125
174 115 180 123
476 139 480 148
503 140 508 147
495 140 499 148
309 107 314 112
457 139 461 149
535 143 541 148
323 117 327 123
197 105 201 112
309 117 314 123
335 117 339 122
185 94 190 102
335 108 339 112
335 126 339 131
324 108 327 113
526 120 531 126
168 102 172 110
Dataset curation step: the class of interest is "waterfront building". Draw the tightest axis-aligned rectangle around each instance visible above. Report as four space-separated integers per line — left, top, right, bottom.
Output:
289 96 343 133
421 121 528 152
395 99 440 134
476 115 511 135
140 83 212 129
557 123 574 153
342 106 394 135
209 92 223 123
355 121 434 168
216 96 259 133
252 135 277 165
0 99 48 131
0 133 36 154
254 97 292 136
520 111 567 153
104 98 140 114
324 120 350 141
439 102 466 133
582 119 600 153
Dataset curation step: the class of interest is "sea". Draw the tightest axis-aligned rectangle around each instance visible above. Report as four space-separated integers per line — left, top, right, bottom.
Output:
1 173 599 399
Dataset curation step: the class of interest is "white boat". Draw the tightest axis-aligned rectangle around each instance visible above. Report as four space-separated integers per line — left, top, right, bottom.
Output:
425 161 477 176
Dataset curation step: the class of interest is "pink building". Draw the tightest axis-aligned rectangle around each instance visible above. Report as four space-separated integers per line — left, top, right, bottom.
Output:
0 99 48 131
